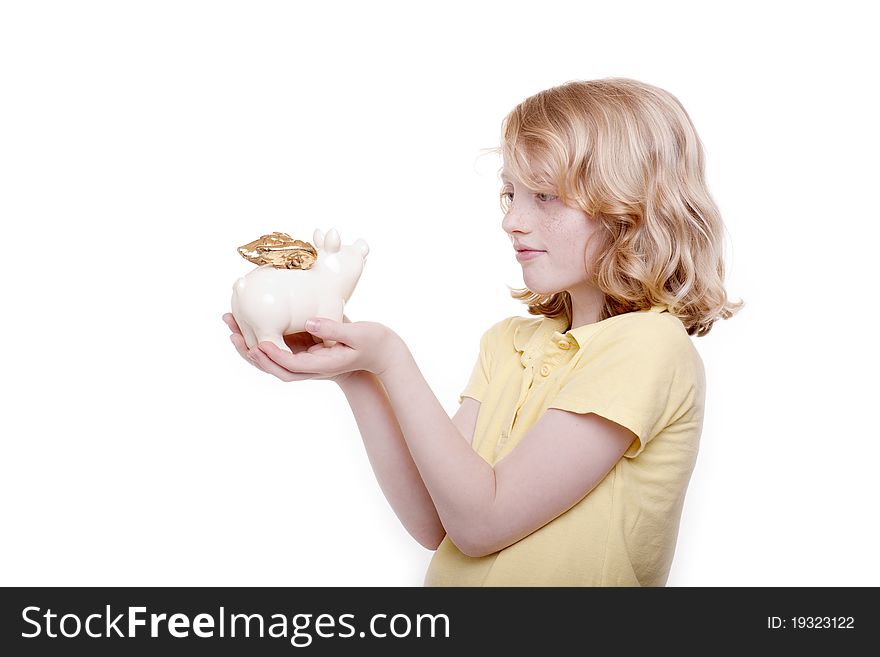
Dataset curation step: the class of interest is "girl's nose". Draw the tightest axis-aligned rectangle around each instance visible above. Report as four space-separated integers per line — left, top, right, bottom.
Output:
502 205 531 236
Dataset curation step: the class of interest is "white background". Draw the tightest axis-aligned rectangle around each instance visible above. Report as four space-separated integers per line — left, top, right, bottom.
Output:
1 0 877 586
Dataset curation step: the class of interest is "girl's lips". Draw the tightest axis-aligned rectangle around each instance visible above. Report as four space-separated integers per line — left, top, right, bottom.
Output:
515 249 545 262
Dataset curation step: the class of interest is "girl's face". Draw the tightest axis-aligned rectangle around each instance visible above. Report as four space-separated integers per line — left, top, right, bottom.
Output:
500 169 602 296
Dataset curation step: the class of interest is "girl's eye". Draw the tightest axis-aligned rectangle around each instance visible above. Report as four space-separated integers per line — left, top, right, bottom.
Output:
499 189 557 212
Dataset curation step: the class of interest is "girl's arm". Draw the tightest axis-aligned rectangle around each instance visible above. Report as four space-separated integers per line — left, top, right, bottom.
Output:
378 340 637 558
337 370 480 550
252 318 635 558
227 311 481 551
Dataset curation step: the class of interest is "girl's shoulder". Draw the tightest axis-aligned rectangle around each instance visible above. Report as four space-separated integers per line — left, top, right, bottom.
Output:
498 307 691 351
585 309 705 381
594 307 695 350
480 308 699 363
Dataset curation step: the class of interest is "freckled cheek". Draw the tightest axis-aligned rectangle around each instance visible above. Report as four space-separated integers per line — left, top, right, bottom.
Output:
541 219 570 248
561 239 595 272
543 216 593 260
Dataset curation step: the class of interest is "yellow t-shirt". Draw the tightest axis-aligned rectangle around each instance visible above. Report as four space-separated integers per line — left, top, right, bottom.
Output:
424 305 705 586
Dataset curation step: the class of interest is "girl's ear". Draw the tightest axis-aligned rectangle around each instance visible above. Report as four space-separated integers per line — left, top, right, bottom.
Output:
313 228 325 250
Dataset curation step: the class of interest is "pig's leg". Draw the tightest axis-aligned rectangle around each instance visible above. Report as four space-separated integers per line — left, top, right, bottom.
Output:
232 296 257 349
239 321 259 350
315 299 344 348
231 292 260 350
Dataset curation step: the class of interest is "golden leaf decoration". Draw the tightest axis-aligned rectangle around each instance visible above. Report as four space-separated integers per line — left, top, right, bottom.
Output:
237 232 318 269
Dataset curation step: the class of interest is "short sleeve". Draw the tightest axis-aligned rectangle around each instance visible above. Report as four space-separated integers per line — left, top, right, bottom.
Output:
547 315 702 459
458 319 506 404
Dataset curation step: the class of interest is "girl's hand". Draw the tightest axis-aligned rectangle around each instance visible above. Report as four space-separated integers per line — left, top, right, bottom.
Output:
222 312 356 384
255 317 403 379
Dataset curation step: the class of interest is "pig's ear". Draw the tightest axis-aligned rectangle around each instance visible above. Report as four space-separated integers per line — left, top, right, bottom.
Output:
355 238 369 258
313 228 325 249
324 228 341 253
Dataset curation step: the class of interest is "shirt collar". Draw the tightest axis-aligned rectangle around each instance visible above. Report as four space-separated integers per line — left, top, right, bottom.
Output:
514 305 669 366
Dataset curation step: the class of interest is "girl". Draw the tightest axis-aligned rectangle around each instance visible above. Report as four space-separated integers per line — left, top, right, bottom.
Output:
222 77 742 586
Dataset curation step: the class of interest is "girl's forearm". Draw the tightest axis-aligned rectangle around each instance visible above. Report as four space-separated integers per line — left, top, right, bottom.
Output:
378 341 497 558
337 370 446 550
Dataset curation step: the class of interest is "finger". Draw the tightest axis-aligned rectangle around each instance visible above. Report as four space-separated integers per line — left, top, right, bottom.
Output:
223 313 243 335
258 340 334 374
304 317 355 347
232 333 311 381
229 332 249 358
230 333 264 370
248 343 318 382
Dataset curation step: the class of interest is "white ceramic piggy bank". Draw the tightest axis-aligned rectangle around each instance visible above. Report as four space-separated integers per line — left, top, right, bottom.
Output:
230 228 369 353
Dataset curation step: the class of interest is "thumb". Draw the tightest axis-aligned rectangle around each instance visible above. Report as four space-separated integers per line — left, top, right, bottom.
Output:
305 317 344 337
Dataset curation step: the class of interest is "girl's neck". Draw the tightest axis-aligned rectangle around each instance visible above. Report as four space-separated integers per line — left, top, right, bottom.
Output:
568 284 606 330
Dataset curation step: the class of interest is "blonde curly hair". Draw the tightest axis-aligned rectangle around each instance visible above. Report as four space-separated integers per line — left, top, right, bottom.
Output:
487 77 742 337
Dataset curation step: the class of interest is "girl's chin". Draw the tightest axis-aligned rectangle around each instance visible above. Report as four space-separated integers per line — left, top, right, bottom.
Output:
523 281 565 296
